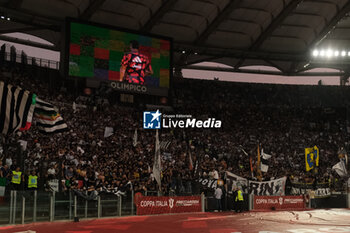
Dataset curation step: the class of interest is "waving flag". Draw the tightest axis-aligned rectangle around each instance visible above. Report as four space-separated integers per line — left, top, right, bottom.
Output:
260 149 272 173
332 160 347 177
153 130 161 191
34 98 68 133
0 82 36 135
305 146 319 171
104 126 114 138
133 129 138 147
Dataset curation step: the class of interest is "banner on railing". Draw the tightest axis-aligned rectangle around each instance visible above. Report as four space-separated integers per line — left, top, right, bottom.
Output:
48 179 59 192
225 172 286 196
136 195 202 215
198 178 218 190
254 195 305 210
290 182 331 198
226 171 249 193
249 177 286 196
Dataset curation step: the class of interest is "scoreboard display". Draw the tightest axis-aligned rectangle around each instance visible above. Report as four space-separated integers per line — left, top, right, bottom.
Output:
64 18 172 96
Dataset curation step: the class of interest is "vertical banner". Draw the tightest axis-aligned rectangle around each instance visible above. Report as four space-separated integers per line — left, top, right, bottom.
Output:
305 146 319 171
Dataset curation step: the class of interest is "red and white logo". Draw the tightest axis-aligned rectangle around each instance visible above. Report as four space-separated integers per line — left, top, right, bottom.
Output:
169 198 174 209
132 56 142 63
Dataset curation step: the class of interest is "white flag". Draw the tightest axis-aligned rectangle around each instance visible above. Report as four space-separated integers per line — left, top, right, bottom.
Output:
332 160 348 177
260 149 272 173
72 102 77 113
133 129 138 147
153 130 161 190
104 127 113 138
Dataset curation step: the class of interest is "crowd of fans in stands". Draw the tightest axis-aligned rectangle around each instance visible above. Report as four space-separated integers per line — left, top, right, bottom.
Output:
0 62 349 199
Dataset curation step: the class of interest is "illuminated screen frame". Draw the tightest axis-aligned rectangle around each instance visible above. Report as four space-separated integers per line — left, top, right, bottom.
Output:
63 17 173 96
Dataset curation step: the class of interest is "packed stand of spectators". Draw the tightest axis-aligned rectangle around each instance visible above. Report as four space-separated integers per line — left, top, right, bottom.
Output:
0 62 349 200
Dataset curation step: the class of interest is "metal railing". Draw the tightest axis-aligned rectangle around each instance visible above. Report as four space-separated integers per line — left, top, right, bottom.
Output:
0 190 135 225
2 52 60 70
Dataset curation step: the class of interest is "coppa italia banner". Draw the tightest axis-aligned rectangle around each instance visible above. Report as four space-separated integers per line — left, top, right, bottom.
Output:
254 196 305 210
136 196 202 215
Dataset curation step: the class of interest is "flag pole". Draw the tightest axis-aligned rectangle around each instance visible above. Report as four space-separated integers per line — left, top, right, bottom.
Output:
153 129 162 194
257 143 262 181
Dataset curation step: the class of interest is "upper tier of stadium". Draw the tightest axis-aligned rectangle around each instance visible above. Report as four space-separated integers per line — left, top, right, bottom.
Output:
1 0 350 77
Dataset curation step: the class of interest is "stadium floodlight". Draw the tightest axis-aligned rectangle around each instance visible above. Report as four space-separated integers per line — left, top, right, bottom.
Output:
313 48 350 59
0 16 4 19
326 49 333 57
6 17 10 21
319 50 325 57
182 50 186 54
194 52 198 55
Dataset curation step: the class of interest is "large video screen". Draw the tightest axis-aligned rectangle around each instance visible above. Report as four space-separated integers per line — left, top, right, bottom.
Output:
66 19 171 94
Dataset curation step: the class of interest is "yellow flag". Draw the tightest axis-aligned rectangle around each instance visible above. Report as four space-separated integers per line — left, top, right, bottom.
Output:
305 146 319 171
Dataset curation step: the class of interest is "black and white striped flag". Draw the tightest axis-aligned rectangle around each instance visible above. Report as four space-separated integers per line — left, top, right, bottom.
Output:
0 82 36 135
34 98 68 134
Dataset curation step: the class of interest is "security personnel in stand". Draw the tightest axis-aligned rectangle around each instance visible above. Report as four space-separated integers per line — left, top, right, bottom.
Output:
11 166 23 191
232 186 238 212
28 170 38 190
235 186 244 213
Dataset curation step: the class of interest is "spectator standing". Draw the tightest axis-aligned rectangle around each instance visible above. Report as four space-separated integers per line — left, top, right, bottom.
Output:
214 185 223 212
235 186 244 213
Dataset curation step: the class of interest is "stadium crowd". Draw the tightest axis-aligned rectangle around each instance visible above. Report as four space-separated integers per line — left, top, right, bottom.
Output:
0 62 349 199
